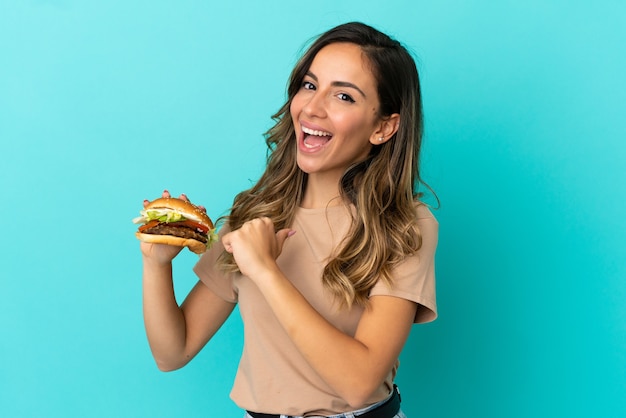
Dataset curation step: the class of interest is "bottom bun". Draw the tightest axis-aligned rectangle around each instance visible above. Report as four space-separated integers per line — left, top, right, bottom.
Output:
136 232 207 254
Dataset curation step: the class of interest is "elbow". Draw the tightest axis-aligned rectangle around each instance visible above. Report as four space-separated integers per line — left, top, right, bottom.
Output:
156 363 180 372
148 344 194 372
341 382 381 410
154 357 188 372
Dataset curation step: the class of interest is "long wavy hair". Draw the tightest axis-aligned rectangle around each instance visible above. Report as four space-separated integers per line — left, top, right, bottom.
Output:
219 22 430 308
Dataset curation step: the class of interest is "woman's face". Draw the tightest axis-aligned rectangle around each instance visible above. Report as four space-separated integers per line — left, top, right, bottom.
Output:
290 42 383 179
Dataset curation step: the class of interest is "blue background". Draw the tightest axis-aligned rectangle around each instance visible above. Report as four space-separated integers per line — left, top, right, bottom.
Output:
1 1 625 417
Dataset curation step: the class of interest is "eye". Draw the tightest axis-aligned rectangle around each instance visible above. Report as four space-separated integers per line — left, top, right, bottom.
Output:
302 80 316 90
337 93 355 103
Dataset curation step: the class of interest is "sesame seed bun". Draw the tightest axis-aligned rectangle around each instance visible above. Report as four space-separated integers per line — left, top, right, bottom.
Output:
145 197 213 229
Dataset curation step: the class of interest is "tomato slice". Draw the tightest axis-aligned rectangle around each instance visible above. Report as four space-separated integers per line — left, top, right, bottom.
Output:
138 220 160 232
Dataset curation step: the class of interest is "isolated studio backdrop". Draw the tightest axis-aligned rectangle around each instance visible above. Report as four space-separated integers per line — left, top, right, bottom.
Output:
1 1 625 417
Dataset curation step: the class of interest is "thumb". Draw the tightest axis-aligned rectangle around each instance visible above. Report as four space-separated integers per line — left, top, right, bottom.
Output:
275 228 296 252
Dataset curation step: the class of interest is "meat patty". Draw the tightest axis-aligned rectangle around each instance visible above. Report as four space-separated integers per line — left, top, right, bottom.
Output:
143 224 208 243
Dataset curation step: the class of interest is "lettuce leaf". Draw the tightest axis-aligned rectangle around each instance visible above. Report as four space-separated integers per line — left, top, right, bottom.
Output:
206 228 219 249
145 210 187 223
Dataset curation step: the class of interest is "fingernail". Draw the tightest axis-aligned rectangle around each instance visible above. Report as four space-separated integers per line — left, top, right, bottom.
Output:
287 230 296 237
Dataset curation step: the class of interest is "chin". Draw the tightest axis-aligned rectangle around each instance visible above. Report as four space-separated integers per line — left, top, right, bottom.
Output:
295 157 316 174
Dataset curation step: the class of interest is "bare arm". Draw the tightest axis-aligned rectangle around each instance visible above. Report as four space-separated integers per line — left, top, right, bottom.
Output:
252 266 414 407
141 243 235 371
140 191 235 371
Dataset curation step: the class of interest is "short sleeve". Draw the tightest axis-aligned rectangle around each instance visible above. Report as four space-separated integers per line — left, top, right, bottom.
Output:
369 205 438 323
193 225 239 304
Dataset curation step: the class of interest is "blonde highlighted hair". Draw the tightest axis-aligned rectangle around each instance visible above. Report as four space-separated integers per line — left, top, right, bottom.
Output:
219 22 432 308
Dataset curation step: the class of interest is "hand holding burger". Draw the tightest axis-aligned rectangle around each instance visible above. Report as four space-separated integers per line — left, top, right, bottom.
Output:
133 191 217 254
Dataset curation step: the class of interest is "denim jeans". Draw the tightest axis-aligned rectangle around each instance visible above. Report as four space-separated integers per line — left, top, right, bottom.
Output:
244 412 405 418
244 413 406 418
243 389 407 418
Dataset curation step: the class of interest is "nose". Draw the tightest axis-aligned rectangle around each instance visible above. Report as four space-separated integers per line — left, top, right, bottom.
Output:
301 90 327 118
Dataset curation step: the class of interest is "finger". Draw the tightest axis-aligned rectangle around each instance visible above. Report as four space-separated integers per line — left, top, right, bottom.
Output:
198 205 207 213
275 228 296 252
179 193 189 201
162 189 171 198
253 217 275 233
221 234 234 253
143 199 150 208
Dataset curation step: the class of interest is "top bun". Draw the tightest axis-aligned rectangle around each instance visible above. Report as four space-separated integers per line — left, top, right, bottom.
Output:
145 197 213 229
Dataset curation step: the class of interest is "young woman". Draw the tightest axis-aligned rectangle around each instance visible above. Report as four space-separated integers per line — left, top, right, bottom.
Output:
140 22 438 418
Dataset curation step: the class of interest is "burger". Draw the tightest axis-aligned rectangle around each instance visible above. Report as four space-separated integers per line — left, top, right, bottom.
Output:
133 197 217 254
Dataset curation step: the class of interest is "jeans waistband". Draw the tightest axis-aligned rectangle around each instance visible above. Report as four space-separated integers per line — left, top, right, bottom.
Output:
246 385 401 418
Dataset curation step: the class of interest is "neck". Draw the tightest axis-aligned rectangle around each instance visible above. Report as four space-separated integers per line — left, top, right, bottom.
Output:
300 172 344 209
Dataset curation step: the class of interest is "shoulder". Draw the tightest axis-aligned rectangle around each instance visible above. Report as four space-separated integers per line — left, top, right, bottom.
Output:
414 201 437 222
413 202 438 248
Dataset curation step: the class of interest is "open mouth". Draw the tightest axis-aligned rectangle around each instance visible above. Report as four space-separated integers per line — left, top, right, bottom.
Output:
302 126 333 149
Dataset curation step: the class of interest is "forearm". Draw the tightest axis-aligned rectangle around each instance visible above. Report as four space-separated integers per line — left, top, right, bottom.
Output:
254 268 390 406
142 259 188 371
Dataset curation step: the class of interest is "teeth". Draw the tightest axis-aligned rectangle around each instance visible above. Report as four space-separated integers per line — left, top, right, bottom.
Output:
302 126 332 137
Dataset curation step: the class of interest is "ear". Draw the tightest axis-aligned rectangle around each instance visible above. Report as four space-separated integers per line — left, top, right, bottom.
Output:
369 113 400 145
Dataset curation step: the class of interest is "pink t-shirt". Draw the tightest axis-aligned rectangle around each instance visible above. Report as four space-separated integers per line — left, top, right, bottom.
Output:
193 203 437 416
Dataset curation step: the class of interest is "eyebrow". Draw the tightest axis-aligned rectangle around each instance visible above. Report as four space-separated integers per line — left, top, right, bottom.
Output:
306 71 367 99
